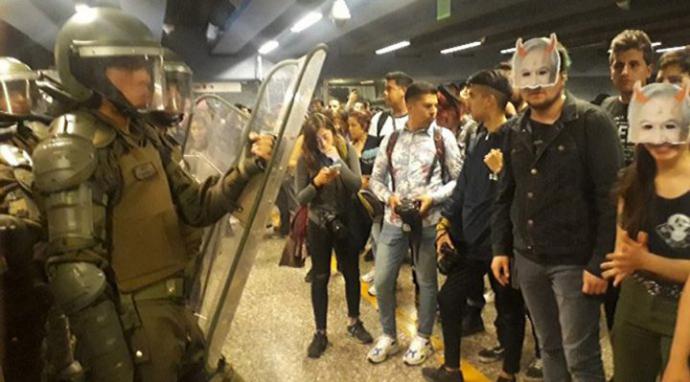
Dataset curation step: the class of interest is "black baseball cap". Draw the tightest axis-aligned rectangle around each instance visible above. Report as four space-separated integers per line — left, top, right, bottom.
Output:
466 69 513 101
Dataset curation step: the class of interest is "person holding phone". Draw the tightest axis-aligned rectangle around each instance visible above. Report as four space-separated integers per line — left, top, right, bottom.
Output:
296 113 373 359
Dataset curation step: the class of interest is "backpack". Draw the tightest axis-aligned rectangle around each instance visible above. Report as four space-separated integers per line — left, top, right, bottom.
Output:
279 205 309 268
376 111 391 141
385 126 449 192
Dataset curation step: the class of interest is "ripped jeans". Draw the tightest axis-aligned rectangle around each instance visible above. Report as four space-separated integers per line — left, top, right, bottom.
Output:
307 221 361 331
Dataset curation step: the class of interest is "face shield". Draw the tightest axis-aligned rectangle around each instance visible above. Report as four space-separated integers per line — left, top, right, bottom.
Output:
163 63 193 117
71 43 167 113
512 34 561 90
0 71 41 119
628 82 690 145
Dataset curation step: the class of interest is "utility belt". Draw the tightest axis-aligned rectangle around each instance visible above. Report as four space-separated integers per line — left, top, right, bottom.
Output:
119 276 186 330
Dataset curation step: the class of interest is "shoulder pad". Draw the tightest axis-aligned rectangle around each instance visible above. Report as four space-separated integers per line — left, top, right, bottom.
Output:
50 110 117 148
0 143 32 168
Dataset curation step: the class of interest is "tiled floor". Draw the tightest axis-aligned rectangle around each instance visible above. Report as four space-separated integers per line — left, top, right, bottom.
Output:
222 235 613 381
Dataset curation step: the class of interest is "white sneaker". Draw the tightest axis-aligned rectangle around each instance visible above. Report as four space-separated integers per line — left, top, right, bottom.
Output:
402 335 433 366
361 269 375 283
367 335 399 364
367 284 377 296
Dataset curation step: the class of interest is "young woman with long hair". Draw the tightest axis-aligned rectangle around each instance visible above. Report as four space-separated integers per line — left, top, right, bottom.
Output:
295 113 373 358
602 83 690 381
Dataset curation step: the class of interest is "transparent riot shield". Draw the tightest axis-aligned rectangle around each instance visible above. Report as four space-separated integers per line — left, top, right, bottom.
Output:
183 45 328 371
183 96 249 182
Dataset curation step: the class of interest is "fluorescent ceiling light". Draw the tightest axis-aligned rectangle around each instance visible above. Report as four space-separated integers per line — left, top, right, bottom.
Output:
500 47 516 55
74 3 91 13
290 11 323 33
375 41 410 55
332 0 351 20
258 40 279 55
441 40 482 55
360 80 375 85
656 45 687 53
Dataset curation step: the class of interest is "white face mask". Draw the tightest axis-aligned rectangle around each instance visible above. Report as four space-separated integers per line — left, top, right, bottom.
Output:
512 33 561 90
628 82 690 145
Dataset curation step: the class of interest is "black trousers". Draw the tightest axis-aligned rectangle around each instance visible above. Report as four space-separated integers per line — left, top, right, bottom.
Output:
438 257 526 372
307 221 361 331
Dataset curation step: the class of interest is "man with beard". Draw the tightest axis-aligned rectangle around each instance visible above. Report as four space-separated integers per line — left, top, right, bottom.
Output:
491 34 622 381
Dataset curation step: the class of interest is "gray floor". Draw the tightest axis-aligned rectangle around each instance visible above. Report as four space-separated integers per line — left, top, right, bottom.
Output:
222 235 613 382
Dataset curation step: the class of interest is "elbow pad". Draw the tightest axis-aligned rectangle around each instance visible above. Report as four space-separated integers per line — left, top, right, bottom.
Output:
33 135 99 252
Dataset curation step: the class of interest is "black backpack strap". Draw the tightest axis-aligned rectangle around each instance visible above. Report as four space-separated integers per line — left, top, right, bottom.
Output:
376 111 390 142
426 126 448 185
386 130 400 192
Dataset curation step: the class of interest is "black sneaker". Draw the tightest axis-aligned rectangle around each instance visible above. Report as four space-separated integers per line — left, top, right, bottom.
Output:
461 312 485 337
478 345 504 363
422 365 464 382
524 357 544 381
347 320 373 344
307 332 328 358
304 269 313 283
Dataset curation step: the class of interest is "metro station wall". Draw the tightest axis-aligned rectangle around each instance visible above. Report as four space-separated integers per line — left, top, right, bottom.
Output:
320 50 616 103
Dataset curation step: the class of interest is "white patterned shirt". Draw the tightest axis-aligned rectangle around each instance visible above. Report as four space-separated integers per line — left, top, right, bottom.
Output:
370 121 462 227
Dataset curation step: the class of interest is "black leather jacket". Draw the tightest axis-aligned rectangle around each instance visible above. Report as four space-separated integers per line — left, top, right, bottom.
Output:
491 92 623 276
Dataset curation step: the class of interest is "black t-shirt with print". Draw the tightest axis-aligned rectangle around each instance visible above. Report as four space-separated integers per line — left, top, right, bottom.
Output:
646 191 690 261
601 96 634 165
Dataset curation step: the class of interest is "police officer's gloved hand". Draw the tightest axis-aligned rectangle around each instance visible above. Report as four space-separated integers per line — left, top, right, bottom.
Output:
240 133 275 176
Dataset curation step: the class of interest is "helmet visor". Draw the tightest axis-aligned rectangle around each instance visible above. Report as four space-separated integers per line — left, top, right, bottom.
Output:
74 44 167 112
0 74 40 117
163 68 192 116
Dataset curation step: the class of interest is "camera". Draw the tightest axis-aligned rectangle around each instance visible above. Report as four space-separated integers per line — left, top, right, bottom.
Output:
437 243 465 276
394 198 421 220
395 199 422 232
322 211 347 241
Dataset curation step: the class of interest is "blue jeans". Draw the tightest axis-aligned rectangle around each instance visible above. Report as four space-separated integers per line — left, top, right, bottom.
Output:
374 223 437 338
515 253 605 382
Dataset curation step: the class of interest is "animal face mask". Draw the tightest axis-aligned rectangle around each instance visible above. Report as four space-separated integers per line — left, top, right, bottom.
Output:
628 82 690 144
512 33 561 90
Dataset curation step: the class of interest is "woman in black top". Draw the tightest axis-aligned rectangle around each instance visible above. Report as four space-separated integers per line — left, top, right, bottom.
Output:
602 95 690 380
295 113 373 358
347 110 378 180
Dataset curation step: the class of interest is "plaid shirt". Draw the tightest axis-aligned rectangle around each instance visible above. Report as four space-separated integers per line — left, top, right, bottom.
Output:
370 122 462 227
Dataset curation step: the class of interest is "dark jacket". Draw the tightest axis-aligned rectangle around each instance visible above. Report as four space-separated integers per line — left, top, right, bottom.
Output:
295 142 362 225
442 123 507 259
491 92 623 276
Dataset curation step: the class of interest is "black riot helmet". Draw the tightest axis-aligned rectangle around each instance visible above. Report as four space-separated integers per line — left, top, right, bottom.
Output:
54 6 167 117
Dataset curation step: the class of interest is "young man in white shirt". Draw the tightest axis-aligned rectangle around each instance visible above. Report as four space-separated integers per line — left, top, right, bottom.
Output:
368 71 413 142
361 71 413 294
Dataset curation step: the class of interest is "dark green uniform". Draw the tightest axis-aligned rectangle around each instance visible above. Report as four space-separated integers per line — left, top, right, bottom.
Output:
35 110 259 381
0 121 51 382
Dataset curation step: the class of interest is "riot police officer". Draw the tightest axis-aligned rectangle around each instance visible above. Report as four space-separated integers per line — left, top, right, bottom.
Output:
32 7 272 382
0 57 52 381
